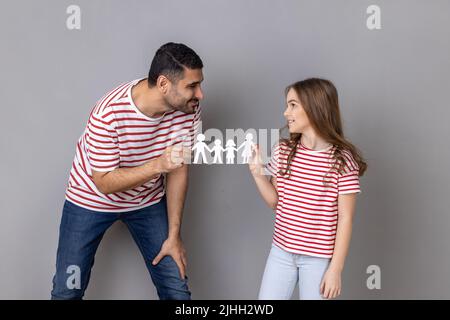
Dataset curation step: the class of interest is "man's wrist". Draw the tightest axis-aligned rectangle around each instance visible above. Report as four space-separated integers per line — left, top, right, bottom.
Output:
168 232 181 241
148 157 164 174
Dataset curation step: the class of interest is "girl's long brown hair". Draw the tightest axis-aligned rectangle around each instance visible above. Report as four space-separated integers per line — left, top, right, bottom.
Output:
279 78 367 178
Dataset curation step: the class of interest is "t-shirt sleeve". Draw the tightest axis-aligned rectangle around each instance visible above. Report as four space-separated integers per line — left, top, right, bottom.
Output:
265 143 281 177
85 112 120 172
337 151 361 195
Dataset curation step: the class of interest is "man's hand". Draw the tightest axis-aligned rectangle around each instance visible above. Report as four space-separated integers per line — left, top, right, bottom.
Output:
152 236 187 279
156 145 185 173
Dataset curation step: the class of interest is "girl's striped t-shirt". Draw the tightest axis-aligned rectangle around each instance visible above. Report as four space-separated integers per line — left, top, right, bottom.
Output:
65 79 201 212
265 141 361 258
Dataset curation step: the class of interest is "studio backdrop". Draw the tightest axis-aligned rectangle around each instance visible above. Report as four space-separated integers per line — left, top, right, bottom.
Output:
1 0 449 299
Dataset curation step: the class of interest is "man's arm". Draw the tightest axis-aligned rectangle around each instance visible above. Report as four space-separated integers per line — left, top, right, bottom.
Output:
166 164 189 239
91 160 161 194
152 163 189 279
91 145 183 194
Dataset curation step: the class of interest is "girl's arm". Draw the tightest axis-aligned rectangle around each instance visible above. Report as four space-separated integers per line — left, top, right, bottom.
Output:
320 193 358 299
249 145 278 209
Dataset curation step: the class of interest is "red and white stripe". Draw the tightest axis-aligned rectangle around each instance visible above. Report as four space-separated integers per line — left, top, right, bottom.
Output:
266 141 361 258
65 79 201 212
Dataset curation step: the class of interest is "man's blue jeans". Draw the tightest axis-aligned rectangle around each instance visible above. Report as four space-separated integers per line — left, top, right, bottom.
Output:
51 196 191 300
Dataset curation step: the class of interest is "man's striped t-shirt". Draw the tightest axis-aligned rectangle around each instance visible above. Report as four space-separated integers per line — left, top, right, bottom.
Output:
65 78 201 212
266 141 361 258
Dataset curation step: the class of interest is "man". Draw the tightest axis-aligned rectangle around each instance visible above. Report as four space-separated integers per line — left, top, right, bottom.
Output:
51 42 204 300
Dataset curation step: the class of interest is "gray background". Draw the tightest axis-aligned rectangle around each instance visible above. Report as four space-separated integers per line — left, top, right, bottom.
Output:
1 0 449 299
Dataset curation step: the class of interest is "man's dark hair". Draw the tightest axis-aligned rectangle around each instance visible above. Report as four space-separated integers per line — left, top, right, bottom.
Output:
148 42 203 86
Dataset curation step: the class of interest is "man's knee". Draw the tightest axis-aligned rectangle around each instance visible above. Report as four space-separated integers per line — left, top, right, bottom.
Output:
151 257 191 300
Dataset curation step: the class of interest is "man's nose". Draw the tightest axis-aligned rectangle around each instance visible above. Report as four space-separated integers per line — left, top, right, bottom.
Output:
196 87 204 100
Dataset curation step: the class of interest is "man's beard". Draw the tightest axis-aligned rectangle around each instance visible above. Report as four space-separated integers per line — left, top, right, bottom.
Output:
171 99 198 114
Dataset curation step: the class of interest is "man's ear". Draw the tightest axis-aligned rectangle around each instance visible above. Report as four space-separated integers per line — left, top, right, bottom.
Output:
157 75 170 94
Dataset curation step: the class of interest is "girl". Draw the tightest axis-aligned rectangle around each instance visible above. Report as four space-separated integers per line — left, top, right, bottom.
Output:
249 78 367 300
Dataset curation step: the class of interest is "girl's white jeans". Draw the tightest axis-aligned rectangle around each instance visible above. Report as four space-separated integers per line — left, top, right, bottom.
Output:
258 244 331 300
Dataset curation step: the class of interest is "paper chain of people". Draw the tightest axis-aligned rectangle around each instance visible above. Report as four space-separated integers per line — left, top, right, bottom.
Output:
191 133 256 164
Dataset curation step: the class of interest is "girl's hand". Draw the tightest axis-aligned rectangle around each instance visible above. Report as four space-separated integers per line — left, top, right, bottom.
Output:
249 144 264 176
320 267 342 299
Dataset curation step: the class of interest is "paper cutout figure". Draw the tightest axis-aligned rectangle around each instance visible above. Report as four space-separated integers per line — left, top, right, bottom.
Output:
192 134 212 164
211 139 226 164
225 140 238 164
191 132 257 165
237 133 255 164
